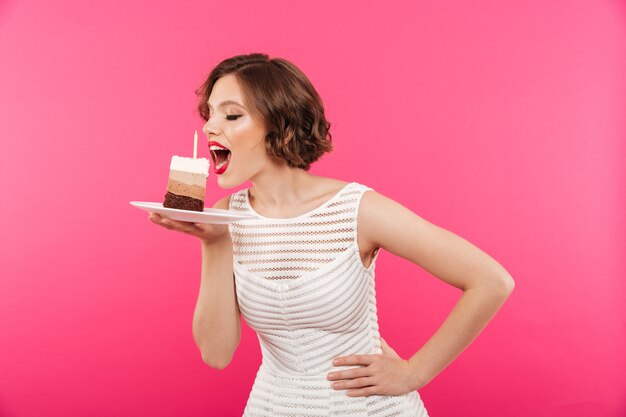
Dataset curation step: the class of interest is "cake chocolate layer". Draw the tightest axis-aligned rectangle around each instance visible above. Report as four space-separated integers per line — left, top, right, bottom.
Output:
163 192 204 211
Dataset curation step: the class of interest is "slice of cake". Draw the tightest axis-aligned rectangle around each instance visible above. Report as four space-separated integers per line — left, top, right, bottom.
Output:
163 156 210 211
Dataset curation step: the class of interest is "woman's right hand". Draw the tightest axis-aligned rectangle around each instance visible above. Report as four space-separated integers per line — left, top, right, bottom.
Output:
148 212 229 244
148 196 232 244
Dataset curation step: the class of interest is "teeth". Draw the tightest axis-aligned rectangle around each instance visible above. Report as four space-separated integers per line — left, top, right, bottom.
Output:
210 145 228 151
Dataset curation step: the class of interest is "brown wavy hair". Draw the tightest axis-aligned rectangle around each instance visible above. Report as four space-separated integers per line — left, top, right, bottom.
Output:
196 53 333 171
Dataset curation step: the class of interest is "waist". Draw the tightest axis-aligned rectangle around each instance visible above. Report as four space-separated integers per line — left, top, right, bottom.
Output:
257 362 363 383
258 344 382 379
259 328 382 378
259 363 329 380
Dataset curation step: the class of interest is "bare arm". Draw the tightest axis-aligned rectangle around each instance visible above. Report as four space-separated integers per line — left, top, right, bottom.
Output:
149 195 240 369
330 191 514 394
364 190 514 387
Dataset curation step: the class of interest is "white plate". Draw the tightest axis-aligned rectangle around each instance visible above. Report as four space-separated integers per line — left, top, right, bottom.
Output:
130 201 255 224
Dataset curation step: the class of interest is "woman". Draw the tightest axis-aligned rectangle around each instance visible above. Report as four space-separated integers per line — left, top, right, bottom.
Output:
149 53 514 417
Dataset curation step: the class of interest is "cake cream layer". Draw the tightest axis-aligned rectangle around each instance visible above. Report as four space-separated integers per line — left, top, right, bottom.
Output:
168 170 207 187
170 156 209 175
166 179 206 200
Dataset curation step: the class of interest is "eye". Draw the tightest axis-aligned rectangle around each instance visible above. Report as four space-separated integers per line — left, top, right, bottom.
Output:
226 115 242 121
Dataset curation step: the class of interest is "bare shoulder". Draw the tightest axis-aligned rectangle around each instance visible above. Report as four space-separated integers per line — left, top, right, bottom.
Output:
319 178 350 195
307 177 350 203
358 190 425 248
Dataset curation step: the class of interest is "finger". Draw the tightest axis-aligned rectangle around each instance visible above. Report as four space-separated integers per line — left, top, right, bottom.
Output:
159 217 187 228
327 366 370 381
333 355 376 367
150 216 197 234
149 214 174 229
163 218 203 234
347 386 379 397
332 377 375 390
193 222 215 233
149 213 168 225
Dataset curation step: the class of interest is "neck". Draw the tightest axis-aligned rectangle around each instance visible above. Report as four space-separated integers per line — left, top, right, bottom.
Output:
248 162 316 209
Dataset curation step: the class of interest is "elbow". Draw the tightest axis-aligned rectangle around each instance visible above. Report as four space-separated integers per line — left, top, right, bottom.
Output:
198 339 238 370
495 273 515 297
200 350 234 370
485 260 515 295
504 273 515 292
193 327 240 370
466 272 515 296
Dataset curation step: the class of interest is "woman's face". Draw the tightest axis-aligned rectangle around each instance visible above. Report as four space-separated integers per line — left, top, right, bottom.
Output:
202 74 269 188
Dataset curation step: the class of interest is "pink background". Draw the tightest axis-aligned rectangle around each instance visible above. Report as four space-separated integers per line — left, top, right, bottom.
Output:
1 0 624 416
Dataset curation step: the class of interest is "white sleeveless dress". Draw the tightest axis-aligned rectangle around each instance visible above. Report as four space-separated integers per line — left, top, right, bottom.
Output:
228 182 429 417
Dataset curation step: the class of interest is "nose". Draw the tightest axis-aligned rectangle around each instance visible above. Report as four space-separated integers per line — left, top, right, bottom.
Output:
202 119 220 137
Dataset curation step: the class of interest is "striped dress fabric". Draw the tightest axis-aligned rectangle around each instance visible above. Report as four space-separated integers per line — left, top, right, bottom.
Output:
229 182 429 417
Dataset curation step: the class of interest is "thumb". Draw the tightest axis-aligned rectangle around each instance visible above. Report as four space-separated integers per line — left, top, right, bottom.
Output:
380 337 401 358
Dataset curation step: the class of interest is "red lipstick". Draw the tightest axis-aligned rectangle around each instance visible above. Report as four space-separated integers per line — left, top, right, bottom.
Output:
208 141 231 175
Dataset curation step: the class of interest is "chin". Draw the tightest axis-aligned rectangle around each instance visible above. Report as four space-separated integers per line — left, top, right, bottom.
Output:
216 173 245 190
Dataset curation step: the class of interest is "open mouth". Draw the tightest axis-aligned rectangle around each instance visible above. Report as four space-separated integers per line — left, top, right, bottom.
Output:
208 141 231 175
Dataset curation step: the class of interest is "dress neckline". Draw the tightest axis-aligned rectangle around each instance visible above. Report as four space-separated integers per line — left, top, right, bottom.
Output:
244 182 356 221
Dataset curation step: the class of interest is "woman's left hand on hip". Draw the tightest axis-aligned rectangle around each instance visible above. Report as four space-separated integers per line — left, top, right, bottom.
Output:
327 337 423 397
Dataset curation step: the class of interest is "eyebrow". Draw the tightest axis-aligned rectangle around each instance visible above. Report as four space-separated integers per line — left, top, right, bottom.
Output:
207 100 247 111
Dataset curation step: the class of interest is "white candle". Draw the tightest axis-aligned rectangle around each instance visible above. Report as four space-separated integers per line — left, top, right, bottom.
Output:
193 130 198 159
